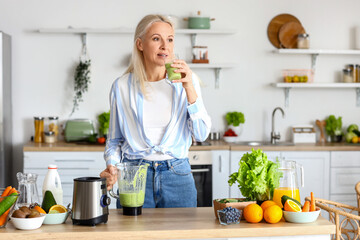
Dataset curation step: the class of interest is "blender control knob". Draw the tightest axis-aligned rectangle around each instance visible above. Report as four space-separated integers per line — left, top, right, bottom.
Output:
101 195 111 207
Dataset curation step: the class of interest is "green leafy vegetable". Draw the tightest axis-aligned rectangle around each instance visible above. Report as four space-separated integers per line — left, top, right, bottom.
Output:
225 112 245 127
98 111 110 137
228 149 281 201
325 115 343 136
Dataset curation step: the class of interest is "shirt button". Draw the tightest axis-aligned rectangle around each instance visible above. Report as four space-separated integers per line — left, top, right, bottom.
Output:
155 163 158 167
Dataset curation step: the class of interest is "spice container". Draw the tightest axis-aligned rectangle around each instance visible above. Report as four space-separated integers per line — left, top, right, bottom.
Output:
345 64 356 82
34 117 44 143
44 131 56 144
343 68 353 83
297 33 310 49
356 65 360 82
47 116 59 142
192 46 209 63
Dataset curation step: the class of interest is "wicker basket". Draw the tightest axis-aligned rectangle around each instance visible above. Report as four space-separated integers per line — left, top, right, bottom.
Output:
304 182 360 240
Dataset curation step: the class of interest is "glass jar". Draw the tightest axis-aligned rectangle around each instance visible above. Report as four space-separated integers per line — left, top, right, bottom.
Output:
343 68 353 83
16 172 40 207
47 116 59 142
44 131 56 144
345 64 356 82
356 65 360 82
297 33 310 49
34 117 44 143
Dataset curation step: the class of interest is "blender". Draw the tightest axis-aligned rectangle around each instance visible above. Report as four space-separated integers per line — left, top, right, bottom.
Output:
110 162 148 216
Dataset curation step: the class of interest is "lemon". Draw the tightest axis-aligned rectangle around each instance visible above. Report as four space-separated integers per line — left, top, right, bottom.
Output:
352 136 359 144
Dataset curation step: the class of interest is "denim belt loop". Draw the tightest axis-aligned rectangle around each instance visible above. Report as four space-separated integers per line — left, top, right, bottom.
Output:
166 159 173 169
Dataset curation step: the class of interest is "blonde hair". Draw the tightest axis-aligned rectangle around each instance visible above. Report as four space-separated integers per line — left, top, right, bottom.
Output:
124 14 173 95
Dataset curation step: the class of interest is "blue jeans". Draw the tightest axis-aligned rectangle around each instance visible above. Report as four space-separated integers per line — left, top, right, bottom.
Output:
116 158 197 208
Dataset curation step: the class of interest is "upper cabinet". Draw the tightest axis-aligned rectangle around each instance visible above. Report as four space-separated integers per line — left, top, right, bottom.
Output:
272 49 360 107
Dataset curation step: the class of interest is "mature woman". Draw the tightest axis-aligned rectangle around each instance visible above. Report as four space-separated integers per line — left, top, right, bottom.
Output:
100 14 211 208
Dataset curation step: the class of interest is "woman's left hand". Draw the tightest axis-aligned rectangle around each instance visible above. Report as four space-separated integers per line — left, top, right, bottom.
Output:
171 60 193 89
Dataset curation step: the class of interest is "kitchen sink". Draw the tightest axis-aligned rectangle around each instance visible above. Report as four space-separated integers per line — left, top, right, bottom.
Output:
235 141 295 146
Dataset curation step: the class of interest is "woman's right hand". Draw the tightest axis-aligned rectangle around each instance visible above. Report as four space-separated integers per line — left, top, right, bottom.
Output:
100 165 118 191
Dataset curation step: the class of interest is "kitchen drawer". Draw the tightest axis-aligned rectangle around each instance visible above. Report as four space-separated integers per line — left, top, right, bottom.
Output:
24 152 105 169
331 151 360 167
330 168 360 194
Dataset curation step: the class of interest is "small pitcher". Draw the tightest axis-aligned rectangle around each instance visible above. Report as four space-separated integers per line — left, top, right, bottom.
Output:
273 159 304 208
109 162 148 216
16 172 40 207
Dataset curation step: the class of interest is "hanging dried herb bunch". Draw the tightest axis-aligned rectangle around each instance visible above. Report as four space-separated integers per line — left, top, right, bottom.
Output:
70 59 91 116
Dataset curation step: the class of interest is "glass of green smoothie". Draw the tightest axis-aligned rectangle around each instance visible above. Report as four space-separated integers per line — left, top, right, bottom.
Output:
109 162 148 216
165 55 182 81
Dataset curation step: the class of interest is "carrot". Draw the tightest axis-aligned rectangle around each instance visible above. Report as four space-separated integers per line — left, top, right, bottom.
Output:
310 192 316 211
1 186 12 198
302 200 310 212
0 208 10 226
7 187 17 196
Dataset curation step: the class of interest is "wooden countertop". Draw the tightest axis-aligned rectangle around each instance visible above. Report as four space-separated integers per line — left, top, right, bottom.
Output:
23 140 360 152
1 208 335 239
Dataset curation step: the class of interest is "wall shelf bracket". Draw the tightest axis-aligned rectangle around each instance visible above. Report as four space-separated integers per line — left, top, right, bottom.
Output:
357 88 360 107
190 34 197 48
284 87 290 107
214 68 221 89
311 53 319 72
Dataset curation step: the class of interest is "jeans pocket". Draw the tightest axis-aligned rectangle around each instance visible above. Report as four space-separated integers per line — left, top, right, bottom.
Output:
170 159 192 176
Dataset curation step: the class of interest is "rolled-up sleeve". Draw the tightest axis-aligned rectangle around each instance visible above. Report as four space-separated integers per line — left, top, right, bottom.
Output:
187 74 211 142
104 82 124 166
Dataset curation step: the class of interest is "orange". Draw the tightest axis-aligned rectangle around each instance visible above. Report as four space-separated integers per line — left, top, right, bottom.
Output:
264 205 283 224
243 203 263 223
284 200 302 212
352 136 359 144
260 200 277 212
48 204 67 214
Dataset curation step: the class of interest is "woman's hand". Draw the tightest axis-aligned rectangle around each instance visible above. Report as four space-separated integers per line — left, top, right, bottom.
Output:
100 165 118 191
171 59 198 103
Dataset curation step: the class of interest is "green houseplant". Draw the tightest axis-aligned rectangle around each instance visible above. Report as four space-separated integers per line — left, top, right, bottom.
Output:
98 111 110 138
325 115 343 142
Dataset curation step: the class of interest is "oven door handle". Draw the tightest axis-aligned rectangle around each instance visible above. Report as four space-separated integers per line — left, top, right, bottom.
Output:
191 168 210 173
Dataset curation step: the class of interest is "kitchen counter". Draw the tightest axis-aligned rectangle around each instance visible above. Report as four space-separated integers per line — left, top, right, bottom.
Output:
23 140 360 152
1 208 335 239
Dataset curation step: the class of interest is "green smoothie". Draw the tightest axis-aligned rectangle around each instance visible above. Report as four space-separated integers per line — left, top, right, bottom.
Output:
165 62 181 81
119 191 145 207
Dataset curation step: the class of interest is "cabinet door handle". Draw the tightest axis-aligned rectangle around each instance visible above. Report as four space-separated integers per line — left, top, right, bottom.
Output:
191 169 210 173
219 155 222 173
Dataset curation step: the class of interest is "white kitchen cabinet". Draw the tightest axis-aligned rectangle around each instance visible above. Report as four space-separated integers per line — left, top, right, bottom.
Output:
229 151 281 198
330 151 360 206
23 151 117 209
281 151 330 202
211 150 230 200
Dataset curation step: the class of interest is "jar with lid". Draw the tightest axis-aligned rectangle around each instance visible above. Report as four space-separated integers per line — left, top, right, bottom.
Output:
345 64 356 82
46 116 59 142
297 33 310 49
34 117 44 143
343 68 353 83
356 65 360 82
44 131 56 143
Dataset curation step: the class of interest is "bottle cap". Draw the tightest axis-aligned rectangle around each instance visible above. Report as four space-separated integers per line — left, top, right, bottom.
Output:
48 164 57 169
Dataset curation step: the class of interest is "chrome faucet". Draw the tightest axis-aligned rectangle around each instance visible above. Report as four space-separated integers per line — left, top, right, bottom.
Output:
271 107 285 144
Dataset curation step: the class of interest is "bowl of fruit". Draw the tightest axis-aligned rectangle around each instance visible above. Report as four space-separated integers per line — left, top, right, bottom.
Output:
223 129 238 143
43 204 69 224
282 192 321 223
217 207 241 225
10 206 46 230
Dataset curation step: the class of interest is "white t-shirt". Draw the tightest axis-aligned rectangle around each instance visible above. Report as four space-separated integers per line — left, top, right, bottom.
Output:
143 79 173 160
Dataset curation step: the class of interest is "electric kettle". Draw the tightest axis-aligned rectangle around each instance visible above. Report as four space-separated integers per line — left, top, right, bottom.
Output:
71 177 111 226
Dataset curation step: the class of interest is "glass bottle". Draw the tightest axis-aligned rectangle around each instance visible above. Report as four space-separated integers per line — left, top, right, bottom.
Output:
34 117 44 143
16 172 40 207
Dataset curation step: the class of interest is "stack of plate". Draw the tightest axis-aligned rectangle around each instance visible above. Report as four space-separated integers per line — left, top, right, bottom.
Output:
267 14 307 49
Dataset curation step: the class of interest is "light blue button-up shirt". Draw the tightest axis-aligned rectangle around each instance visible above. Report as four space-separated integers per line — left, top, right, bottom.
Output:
104 73 211 166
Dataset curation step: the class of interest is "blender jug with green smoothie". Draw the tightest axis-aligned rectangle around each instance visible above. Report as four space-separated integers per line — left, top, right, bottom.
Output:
109 162 148 216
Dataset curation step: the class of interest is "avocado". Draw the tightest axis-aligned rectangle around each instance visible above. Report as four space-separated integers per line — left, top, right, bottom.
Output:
41 190 57 213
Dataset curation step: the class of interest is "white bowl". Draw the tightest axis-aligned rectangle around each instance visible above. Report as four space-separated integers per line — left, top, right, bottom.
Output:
283 208 321 223
10 214 46 230
43 212 69 224
223 136 238 143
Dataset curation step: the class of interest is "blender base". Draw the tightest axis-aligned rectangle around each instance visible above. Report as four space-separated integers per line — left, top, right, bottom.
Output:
123 206 142 216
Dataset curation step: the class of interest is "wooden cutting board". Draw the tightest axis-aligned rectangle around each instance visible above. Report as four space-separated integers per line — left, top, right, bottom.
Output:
279 21 305 48
267 14 301 48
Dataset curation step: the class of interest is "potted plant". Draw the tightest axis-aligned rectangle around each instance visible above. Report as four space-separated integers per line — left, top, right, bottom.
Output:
325 115 343 142
98 111 110 138
225 111 245 137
